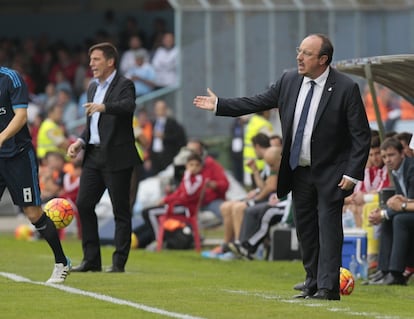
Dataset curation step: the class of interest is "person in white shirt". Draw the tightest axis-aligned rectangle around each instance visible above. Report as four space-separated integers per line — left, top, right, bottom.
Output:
151 32 178 88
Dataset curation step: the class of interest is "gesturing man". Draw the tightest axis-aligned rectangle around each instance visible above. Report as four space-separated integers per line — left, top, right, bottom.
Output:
194 34 371 300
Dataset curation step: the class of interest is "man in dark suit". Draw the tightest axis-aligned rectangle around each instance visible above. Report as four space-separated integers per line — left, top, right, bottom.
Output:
147 99 186 175
68 42 141 273
193 34 371 300
368 137 414 285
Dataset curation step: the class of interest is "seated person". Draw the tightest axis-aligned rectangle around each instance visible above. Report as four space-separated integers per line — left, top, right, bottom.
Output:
209 145 281 257
186 139 229 228
133 153 204 248
229 193 292 260
367 137 414 285
368 194 414 285
343 135 390 227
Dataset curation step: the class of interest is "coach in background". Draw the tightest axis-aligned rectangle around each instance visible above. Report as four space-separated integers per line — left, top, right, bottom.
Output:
194 33 371 300
68 42 140 273
368 137 414 285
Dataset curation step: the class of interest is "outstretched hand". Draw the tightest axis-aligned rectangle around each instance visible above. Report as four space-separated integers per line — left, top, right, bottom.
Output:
193 88 217 111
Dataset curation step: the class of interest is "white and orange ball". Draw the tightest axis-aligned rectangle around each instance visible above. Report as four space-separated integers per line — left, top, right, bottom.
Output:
15 224 34 241
340 267 355 295
44 198 75 229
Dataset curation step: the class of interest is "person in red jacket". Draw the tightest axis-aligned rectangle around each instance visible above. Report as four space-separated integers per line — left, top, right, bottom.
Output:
137 153 204 247
186 139 229 227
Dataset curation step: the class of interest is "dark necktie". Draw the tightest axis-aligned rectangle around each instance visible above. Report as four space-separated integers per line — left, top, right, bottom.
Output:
289 80 316 170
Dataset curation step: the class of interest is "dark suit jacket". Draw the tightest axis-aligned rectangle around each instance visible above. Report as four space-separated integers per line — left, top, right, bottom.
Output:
387 157 414 219
149 117 187 173
81 73 141 171
217 68 371 199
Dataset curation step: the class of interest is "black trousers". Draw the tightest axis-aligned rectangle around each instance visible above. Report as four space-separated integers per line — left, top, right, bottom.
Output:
77 146 133 268
292 167 344 293
388 213 414 272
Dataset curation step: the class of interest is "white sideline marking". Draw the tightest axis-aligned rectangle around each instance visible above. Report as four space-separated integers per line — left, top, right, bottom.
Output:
223 289 403 319
0 272 205 319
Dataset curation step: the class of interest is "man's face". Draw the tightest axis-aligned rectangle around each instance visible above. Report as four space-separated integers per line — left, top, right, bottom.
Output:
381 146 404 171
89 49 114 82
186 142 202 156
296 35 326 79
369 147 384 168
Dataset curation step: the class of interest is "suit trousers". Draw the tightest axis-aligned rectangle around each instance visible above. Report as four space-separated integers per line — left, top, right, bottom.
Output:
292 167 343 293
77 146 133 268
377 219 393 272
389 213 414 272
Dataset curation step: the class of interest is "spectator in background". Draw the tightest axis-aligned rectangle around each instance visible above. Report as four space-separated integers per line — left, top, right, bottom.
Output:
124 50 157 97
147 99 187 175
48 47 78 86
217 145 279 259
101 9 120 42
151 32 178 88
368 137 414 285
37 103 69 163
136 107 153 166
33 82 57 112
343 135 390 227
232 193 292 260
56 87 78 130
119 34 149 75
148 17 168 53
399 98 414 121
60 158 82 239
27 103 43 150
243 110 274 188
270 134 283 147
73 50 93 99
118 16 148 52
384 91 401 133
134 153 204 248
396 131 414 158
39 151 66 203
77 76 92 119
130 113 151 212
383 195 414 284
12 55 36 95
186 139 229 228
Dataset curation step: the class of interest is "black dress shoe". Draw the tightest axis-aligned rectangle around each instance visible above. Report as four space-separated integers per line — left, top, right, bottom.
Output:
293 288 317 299
72 261 102 272
105 265 125 273
374 272 406 286
293 281 306 291
307 289 340 301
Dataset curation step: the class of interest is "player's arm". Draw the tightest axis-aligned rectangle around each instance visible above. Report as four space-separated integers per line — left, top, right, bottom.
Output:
0 108 27 148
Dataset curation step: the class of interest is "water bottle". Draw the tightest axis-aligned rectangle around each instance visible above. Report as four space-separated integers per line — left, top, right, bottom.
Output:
349 254 359 278
343 209 356 228
360 254 369 280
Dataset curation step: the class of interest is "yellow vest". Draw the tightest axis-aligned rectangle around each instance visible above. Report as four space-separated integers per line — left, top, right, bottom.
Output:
36 119 67 159
243 114 274 174
133 116 144 160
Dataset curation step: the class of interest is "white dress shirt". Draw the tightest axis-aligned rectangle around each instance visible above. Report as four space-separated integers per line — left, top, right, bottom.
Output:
88 70 116 145
291 67 329 167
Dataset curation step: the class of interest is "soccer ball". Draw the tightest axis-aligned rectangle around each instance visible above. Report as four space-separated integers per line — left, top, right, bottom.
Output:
15 224 34 241
44 198 75 229
340 267 355 295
